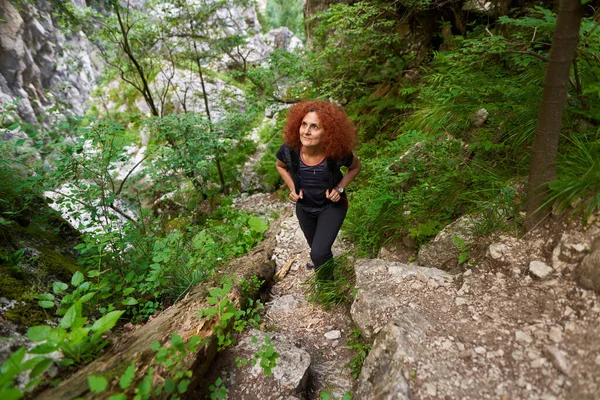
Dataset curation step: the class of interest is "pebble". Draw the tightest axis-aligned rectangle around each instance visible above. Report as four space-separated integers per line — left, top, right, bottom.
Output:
595 354 600 366
515 330 533 344
549 326 563 343
324 330 341 340
512 350 524 361
530 358 545 368
489 243 506 260
529 260 554 279
544 346 572 376
564 321 576 333
474 346 487 354
425 383 437 396
455 297 467 306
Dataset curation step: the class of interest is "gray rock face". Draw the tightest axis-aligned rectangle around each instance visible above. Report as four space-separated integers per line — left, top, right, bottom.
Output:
0 0 100 126
351 258 450 340
417 214 478 270
351 258 454 398
355 310 429 400
574 237 600 292
220 329 311 399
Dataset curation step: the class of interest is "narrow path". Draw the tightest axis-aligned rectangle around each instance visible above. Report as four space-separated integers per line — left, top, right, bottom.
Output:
205 196 357 399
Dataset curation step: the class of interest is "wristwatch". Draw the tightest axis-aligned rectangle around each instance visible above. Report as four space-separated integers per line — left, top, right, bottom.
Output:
336 186 344 193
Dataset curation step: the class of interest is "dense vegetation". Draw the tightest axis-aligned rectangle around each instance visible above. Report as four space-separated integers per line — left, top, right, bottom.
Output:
1 0 599 398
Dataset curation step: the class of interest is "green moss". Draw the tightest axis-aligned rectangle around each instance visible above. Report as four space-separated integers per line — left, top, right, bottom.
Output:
36 246 81 283
0 271 28 299
5 301 48 329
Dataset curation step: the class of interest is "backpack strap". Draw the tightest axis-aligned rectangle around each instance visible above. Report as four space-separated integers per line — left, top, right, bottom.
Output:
289 148 301 195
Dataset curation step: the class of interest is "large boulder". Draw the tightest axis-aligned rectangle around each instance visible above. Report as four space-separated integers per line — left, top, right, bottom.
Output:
350 259 449 399
355 310 428 400
351 259 451 340
574 237 600 293
417 214 479 271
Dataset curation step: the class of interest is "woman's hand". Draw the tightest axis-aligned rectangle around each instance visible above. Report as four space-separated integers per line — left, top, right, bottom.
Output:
289 190 304 202
326 188 341 202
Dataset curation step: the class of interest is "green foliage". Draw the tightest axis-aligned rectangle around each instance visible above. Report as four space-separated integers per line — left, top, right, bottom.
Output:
254 115 285 191
305 255 355 309
85 333 206 399
451 236 469 265
310 1 412 100
345 329 371 380
249 335 280 376
265 0 305 40
1 273 124 398
27 307 124 366
545 132 600 223
319 386 352 400
209 377 227 399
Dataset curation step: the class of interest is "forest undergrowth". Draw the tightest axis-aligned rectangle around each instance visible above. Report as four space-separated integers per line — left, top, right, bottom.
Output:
1 0 599 398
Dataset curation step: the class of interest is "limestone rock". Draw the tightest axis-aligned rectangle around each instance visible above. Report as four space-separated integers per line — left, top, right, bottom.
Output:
236 329 311 395
417 215 478 270
0 0 100 127
351 258 450 340
355 310 429 400
471 108 489 127
529 261 553 279
574 238 600 293
324 330 341 340
544 346 571 377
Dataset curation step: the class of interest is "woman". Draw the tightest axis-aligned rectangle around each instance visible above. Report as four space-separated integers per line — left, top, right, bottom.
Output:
276 100 361 273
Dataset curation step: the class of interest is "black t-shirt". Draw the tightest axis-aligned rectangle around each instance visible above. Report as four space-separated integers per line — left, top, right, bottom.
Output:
277 144 354 208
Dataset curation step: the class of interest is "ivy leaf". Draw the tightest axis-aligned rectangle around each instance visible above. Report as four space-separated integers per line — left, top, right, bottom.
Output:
27 326 52 342
58 304 78 329
87 375 108 393
0 388 23 400
38 301 55 309
71 271 84 287
90 310 125 335
122 297 138 306
37 293 55 301
247 216 268 234
28 343 58 355
52 282 69 294
29 358 53 378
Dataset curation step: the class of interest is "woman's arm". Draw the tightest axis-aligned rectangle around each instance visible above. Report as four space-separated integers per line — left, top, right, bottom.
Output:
276 159 303 202
326 153 362 202
337 153 362 190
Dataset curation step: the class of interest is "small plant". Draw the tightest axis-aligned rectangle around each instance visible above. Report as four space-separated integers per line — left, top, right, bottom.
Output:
319 386 352 400
451 236 470 265
197 278 239 349
305 255 355 309
85 333 206 400
209 377 227 399
250 335 280 376
198 276 265 350
345 329 371 380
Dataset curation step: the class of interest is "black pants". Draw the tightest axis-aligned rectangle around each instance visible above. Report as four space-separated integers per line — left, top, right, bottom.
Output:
296 202 348 268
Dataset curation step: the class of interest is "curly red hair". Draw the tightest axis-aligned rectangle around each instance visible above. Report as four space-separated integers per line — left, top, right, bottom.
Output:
283 101 357 160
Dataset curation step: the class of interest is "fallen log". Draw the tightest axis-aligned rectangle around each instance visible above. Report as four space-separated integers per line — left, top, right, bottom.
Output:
35 208 287 400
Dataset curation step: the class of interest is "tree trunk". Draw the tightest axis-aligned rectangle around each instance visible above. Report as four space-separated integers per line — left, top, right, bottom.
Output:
526 0 582 229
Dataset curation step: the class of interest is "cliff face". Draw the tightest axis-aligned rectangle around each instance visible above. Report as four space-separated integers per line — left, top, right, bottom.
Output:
0 0 100 126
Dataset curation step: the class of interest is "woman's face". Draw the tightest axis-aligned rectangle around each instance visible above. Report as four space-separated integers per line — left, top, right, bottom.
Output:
299 112 324 150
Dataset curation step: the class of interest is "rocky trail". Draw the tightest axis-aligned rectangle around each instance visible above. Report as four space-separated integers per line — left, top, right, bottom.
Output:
206 195 357 399
219 193 600 400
